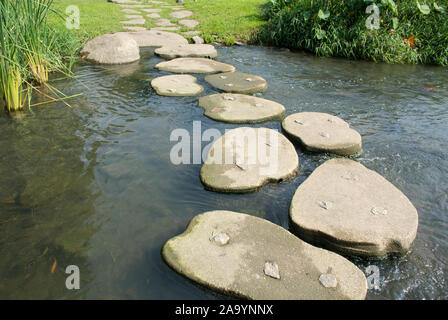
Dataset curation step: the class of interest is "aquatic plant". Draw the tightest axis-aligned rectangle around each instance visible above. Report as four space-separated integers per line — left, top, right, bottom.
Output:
259 0 448 65
0 0 77 112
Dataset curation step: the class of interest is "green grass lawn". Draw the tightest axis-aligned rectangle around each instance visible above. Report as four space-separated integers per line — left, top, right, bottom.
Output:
181 0 266 44
49 0 266 46
49 0 128 44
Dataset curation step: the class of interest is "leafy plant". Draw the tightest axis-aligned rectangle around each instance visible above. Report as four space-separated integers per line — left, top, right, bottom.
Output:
258 0 448 65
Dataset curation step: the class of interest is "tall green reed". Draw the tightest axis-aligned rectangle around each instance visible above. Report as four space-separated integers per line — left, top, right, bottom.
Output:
0 0 75 113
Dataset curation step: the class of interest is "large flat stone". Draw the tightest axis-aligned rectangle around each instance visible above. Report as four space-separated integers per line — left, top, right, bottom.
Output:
169 10 193 19
290 158 419 257
178 19 199 28
124 14 144 19
123 26 146 31
205 72 267 94
120 4 153 8
282 112 362 156
121 8 141 14
146 13 161 18
120 18 146 25
117 30 188 47
154 19 176 26
198 93 285 123
200 127 298 193
155 58 234 74
155 44 217 59
81 33 140 65
141 8 162 13
151 74 203 96
163 210 367 300
183 31 201 36
150 27 180 31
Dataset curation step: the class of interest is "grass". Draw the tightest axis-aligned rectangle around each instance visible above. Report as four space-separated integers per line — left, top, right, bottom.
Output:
181 0 266 44
49 0 128 44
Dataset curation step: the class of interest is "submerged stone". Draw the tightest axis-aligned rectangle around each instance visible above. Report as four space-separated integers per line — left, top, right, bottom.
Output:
200 127 298 193
151 74 203 96
155 58 234 74
155 44 217 59
205 72 267 94
198 93 285 123
81 33 140 65
162 210 367 299
282 112 362 156
289 158 419 257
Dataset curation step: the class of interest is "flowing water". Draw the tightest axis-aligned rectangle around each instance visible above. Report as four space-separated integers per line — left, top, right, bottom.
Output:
0 46 447 299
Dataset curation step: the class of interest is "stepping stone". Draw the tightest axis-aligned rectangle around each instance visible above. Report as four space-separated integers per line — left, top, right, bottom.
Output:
121 8 141 14
120 4 153 8
198 94 285 124
169 10 193 19
162 210 367 300
111 0 139 3
154 19 176 26
162 6 184 9
123 26 147 31
282 112 362 156
146 13 161 18
155 44 217 59
192 36 204 44
183 31 201 36
151 75 203 96
120 18 146 25
155 58 235 74
141 8 162 13
205 72 267 94
151 27 180 31
200 127 298 193
124 14 144 19
117 30 188 47
289 158 419 257
178 19 199 28
81 33 140 64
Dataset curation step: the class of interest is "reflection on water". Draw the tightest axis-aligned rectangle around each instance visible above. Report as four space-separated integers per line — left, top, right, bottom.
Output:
0 46 447 299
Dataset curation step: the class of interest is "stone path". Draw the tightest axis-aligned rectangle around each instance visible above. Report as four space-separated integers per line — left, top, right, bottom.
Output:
114 1 201 40
81 0 419 300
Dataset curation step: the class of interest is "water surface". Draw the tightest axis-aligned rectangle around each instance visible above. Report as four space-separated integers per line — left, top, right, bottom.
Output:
0 46 447 299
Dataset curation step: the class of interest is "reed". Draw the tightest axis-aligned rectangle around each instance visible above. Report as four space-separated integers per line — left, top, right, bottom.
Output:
0 0 76 113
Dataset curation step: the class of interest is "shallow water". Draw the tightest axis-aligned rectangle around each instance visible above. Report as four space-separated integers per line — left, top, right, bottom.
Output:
0 46 447 299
